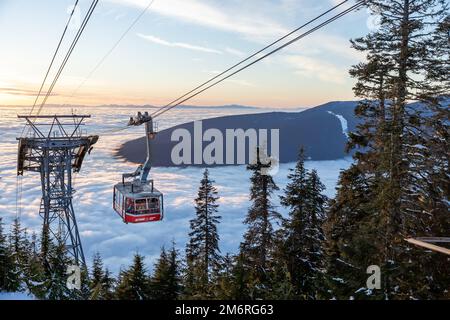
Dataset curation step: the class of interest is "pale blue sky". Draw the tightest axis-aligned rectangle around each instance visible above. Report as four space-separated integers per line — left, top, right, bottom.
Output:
0 0 372 107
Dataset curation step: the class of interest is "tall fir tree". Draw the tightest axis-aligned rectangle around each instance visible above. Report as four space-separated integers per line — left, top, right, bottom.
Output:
209 254 234 299
266 252 295 300
279 150 328 299
0 217 15 292
45 233 73 300
115 253 150 300
25 232 47 299
325 0 449 299
90 252 106 300
410 10 450 299
228 252 251 300
9 218 30 292
239 148 281 299
323 164 378 299
101 268 116 300
150 242 181 300
185 169 221 298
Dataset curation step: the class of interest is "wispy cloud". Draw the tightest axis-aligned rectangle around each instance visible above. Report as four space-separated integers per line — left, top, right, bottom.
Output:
107 0 288 40
137 33 222 54
285 55 348 85
115 13 127 21
202 70 221 75
113 0 363 63
225 47 246 57
287 32 365 62
0 87 58 97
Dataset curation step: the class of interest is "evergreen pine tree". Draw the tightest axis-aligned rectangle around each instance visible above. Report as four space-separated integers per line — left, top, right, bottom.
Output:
9 218 30 292
0 217 15 292
24 231 46 298
323 164 379 299
45 233 73 300
115 253 150 300
151 242 181 300
229 253 251 300
73 267 91 300
210 254 235 299
280 150 328 299
114 268 126 299
185 169 221 298
411 13 450 299
101 268 116 300
266 253 295 300
325 0 449 299
239 148 281 299
90 252 106 300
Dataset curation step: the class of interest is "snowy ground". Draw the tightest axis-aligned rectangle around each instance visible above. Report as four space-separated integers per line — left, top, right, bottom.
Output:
0 105 352 273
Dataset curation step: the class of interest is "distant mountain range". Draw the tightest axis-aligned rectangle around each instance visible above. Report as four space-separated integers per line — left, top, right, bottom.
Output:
93 104 262 110
169 104 261 110
116 100 361 166
1 103 263 110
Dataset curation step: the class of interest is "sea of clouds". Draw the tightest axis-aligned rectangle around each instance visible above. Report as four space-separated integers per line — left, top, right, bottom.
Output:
0 105 352 273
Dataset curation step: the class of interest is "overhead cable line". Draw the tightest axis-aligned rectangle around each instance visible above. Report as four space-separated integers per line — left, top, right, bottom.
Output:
151 0 365 119
21 0 80 137
97 0 364 134
35 0 99 116
28 0 80 116
18 0 87 217
66 0 156 102
150 0 352 118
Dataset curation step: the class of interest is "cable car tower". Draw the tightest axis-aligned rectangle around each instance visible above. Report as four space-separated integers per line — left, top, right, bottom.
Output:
17 115 98 266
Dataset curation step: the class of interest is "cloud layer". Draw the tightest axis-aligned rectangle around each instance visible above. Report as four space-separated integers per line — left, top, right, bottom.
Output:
0 105 352 274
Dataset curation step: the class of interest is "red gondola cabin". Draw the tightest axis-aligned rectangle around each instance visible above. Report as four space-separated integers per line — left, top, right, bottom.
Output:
113 180 163 223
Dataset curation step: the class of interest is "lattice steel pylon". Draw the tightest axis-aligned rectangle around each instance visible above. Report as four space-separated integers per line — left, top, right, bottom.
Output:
17 115 98 266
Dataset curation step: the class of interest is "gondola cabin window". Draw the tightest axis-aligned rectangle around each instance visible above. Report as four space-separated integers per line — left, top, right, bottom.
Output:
135 198 147 213
126 198 135 213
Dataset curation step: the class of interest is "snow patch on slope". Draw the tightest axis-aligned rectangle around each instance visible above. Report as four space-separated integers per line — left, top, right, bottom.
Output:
327 111 349 138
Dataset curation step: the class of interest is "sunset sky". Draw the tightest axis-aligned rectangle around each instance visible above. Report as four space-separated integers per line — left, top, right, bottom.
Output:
0 0 373 108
